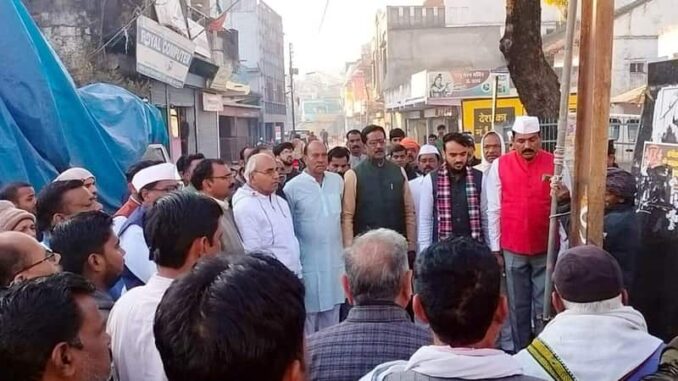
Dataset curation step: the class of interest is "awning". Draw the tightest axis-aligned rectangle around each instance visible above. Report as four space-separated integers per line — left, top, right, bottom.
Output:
611 86 646 104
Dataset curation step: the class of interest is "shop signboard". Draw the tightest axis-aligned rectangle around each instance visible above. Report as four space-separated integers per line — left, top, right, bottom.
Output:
136 15 195 88
427 70 512 105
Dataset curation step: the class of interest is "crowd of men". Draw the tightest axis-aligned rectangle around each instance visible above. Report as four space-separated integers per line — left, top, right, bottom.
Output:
1 117 677 381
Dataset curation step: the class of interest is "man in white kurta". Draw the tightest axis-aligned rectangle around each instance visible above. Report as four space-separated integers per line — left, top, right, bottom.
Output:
408 144 441 253
284 141 345 334
107 192 224 381
232 153 302 276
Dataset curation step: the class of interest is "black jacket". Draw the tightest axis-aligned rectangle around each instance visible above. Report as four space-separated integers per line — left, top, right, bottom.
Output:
603 203 641 291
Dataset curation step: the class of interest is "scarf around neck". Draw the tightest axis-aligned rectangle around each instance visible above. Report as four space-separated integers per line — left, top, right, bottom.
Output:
435 164 483 242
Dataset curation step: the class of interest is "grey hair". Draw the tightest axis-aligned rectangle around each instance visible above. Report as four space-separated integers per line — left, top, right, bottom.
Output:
562 294 623 314
243 153 265 185
345 228 409 305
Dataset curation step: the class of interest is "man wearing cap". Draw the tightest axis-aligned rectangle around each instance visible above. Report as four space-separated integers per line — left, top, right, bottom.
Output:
54 167 98 200
515 245 664 380
604 168 640 291
0 200 37 238
116 163 181 290
409 144 441 252
418 133 484 253
484 116 571 350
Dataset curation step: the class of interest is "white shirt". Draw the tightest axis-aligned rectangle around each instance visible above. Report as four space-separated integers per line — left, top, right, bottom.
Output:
112 215 126 235
414 174 435 253
483 155 572 252
119 224 157 283
107 274 173 381
232 184 302 276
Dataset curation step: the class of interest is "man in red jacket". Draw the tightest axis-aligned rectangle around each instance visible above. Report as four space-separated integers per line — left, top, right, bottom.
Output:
484 116 570 351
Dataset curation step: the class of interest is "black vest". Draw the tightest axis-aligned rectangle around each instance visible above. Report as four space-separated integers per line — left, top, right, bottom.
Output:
353 159 406 237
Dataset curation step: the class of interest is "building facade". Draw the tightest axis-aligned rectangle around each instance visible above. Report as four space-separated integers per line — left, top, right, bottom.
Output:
25 0 254 162
225 0 287 144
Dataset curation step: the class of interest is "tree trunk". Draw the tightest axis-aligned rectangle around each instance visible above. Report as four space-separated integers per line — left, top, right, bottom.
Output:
500 0 561 119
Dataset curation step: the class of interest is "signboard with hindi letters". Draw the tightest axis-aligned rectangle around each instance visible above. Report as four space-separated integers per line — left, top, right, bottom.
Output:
461 97 526 144
136 15 196 88
427 70 512 106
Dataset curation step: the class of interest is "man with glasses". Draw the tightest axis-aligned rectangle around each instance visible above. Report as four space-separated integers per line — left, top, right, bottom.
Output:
232 153 301 276
191 159 245 255
342 125 417 263
116 163 181 291
0 231 60 287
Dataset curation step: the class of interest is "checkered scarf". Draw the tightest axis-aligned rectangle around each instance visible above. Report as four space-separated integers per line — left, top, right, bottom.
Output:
435 164 483 242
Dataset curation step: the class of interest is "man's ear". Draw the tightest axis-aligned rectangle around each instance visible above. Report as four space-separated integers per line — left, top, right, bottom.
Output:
87 253 104 273
52 213 66 227
552 291 566 313
50 342 76 377
413 294 429 324
621 289 629 305
341 274 354 305
281 358 305 381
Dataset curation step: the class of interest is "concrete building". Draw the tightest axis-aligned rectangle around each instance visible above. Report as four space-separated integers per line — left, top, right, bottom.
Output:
224 0 287 143
369 4 507 142
24 0 251 162
545 0 678 102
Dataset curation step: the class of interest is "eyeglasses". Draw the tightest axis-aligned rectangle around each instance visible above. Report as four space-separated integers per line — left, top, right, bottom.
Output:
254 168 279 176
13 248 60 277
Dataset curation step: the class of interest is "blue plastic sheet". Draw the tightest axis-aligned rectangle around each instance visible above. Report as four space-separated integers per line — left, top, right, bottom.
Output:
0 0 168 212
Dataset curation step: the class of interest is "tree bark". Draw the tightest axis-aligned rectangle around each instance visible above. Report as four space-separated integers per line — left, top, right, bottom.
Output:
500 0 561 119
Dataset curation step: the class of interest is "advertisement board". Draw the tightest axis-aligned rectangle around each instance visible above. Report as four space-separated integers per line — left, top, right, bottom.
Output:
428 70 512 105
136 15 195 88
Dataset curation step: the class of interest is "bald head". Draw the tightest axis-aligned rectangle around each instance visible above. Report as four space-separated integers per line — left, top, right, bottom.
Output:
344 229 410 306
244 153 280 196
0 232 59 287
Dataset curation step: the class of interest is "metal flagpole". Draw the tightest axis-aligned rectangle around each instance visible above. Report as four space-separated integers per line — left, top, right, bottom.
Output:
542 0 579 327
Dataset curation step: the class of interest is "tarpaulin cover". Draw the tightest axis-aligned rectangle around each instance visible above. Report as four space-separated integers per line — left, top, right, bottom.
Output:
0 0 168 212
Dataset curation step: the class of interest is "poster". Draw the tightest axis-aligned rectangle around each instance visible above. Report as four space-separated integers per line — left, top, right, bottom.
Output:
630 59 678 342
650 86 678 143
427 70 512 105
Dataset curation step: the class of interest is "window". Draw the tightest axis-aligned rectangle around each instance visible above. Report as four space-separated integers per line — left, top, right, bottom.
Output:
628 120 640 142
630 62 645 74
609 118 621 140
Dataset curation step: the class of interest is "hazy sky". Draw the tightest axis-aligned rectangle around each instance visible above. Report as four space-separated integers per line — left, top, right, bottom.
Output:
263 0 422 75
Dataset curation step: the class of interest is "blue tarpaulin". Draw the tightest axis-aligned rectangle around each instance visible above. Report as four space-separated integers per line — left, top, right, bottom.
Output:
0 0 168 212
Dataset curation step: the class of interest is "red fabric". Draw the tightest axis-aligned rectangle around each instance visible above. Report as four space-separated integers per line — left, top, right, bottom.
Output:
114 198 139 219
498 150 554 255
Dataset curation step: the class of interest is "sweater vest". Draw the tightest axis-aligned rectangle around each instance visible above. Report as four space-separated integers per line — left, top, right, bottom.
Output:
498 151 554 255
353 159 406 237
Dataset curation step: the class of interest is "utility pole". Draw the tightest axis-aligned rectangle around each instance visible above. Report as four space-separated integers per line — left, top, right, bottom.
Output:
571 0 615 246
289 43 297 135
542 0 578 326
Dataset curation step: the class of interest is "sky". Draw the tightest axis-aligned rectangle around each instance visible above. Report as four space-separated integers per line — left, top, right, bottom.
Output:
263 0 422 75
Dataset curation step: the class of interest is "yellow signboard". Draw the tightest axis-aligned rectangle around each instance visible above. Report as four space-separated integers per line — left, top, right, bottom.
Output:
461 95 578 144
